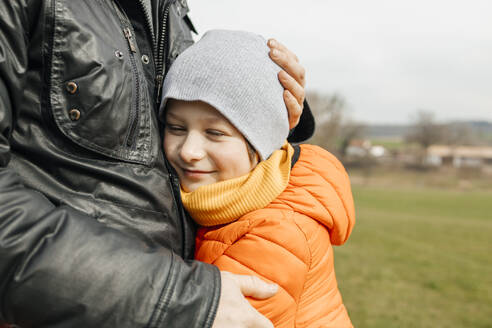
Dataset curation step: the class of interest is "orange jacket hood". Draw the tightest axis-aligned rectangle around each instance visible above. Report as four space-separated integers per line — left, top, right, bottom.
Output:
270 144 355 245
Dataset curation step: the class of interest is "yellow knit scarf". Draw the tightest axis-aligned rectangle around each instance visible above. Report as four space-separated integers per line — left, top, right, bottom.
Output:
180 142 293 226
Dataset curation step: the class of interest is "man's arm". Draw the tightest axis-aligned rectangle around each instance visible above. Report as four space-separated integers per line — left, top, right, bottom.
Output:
0 172 220 327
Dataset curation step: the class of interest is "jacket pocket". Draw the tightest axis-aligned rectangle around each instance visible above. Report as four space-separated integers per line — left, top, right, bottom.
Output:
45 0 155 164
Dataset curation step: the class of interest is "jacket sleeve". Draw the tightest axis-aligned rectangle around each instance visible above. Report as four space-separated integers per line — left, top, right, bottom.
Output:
197 212 310 327
0 2 219 327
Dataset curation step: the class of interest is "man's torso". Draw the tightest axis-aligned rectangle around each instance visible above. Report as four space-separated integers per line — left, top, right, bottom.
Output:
7 0 196 256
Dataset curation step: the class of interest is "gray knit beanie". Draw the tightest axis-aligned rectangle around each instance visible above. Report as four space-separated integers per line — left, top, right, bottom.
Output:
160 29 289 161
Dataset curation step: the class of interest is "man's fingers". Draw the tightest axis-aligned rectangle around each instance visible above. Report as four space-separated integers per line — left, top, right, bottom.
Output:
233 274 278 299
278 70 305 106
267 38 306 130
284 90 302 129
268 39 306 88
269 49 306 88
267 38 299 62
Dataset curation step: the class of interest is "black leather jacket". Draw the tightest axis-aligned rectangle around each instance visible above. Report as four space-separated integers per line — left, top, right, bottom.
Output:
0 0 220 327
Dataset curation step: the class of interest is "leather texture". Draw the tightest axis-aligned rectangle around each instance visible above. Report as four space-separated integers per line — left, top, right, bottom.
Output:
0 0 220 327
196 144 356 327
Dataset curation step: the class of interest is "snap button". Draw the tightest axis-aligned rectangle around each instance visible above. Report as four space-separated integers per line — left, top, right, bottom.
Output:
69 109 81 121
141 54 150 64
66 81 78 94
115 50 124 60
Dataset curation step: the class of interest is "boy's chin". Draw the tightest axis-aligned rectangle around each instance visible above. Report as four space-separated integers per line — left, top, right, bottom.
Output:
182 181 208 193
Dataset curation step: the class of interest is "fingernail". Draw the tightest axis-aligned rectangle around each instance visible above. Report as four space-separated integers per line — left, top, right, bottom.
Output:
268 39 277 47
269 283 278 293
271 49 279 57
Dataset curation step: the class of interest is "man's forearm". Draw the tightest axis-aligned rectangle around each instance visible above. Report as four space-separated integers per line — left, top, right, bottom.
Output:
0 166 220 327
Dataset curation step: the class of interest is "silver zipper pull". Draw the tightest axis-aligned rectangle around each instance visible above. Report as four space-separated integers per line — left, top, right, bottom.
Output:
124 27 137 53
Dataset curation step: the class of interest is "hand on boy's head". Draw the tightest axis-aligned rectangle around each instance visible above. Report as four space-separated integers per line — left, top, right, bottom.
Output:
268 38 306 129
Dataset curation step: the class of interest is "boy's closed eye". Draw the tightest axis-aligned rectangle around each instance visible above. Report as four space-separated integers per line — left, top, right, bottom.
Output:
206 129 226 138
166 123 187 134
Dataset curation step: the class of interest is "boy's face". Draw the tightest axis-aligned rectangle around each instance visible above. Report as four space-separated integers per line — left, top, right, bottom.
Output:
164 99 258 192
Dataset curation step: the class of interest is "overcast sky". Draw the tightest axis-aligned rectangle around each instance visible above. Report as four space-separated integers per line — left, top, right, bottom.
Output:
187 0 492 124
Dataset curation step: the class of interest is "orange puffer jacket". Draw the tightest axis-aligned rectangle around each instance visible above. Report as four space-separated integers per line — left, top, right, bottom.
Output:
195 144 355 327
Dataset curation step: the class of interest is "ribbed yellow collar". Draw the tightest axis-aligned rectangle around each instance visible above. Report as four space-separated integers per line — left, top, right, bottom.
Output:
180 142 293 226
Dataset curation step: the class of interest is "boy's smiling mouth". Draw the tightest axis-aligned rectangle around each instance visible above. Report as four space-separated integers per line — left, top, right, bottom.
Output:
181 168 215 179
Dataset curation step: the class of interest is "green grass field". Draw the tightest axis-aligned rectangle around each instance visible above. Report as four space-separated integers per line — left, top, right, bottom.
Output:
334 184 492 327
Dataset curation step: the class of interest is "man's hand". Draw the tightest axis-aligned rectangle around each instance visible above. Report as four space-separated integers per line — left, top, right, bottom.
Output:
267 39 306 129
212 271 278 328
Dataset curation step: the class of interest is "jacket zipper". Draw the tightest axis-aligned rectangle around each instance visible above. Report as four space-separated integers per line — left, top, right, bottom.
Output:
154 3 171 105
135 0 189 255
123 26 141 147
135 0 171 105
109 1 142 148
153 1 189 254
136 0 157 57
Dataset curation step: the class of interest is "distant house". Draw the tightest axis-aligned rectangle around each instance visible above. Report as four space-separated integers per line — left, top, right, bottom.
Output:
346 139 388 158
426 145 492 168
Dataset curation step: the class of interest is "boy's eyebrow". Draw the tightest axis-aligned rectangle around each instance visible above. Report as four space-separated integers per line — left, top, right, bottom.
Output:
165 111 182 120
202 117 223 124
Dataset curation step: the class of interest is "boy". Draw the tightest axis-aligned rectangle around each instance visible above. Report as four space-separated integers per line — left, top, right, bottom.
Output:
160 30 355 327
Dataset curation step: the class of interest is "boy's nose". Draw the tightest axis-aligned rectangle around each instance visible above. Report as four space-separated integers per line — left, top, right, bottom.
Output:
179 132 206 163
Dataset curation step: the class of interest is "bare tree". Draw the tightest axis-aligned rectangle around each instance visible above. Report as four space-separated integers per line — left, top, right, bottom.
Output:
405 110 444 149
405 110 445 166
